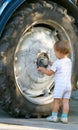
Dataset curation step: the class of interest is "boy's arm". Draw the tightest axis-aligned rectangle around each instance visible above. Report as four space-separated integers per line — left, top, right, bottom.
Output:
37 67 55 76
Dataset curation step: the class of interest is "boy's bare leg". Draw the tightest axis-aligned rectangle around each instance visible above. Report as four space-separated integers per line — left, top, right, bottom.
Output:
62 99 69 114
46 98 60 122
52 98 60 112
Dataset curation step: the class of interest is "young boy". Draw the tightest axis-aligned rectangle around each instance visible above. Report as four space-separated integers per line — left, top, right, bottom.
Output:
37 40 72 123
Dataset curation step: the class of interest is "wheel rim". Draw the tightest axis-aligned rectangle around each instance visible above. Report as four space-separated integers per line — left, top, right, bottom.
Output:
14 20 73 105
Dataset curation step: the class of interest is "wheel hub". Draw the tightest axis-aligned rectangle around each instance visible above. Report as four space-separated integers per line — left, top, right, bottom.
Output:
37 52 49 68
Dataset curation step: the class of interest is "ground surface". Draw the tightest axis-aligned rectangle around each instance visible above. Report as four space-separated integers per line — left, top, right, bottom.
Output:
0 90 78 130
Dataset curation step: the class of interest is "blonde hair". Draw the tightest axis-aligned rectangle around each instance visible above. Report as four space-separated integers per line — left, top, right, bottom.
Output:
54 40 71 54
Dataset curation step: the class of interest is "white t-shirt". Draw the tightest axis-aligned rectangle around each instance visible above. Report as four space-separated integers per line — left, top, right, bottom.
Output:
51 57 72 91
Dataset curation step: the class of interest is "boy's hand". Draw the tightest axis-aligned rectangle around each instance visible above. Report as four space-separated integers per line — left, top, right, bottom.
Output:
49 61 53 66
37 67 45 73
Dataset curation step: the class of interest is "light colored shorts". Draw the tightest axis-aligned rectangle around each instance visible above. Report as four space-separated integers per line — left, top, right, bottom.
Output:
53 88 71 99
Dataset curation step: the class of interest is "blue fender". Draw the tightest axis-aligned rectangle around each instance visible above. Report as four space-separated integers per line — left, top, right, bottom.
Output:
0 0 25 37
0 0 12 15
0 0 78 37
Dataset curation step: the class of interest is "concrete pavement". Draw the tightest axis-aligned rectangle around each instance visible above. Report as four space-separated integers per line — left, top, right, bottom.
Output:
0 121 78 130
0 117 78 130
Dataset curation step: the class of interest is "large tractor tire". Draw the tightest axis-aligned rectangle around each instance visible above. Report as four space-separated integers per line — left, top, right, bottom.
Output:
0 0 78 117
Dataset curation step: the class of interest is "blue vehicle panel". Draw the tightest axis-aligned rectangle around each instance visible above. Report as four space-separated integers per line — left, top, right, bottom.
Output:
0 0 25 36
0 0 12 15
